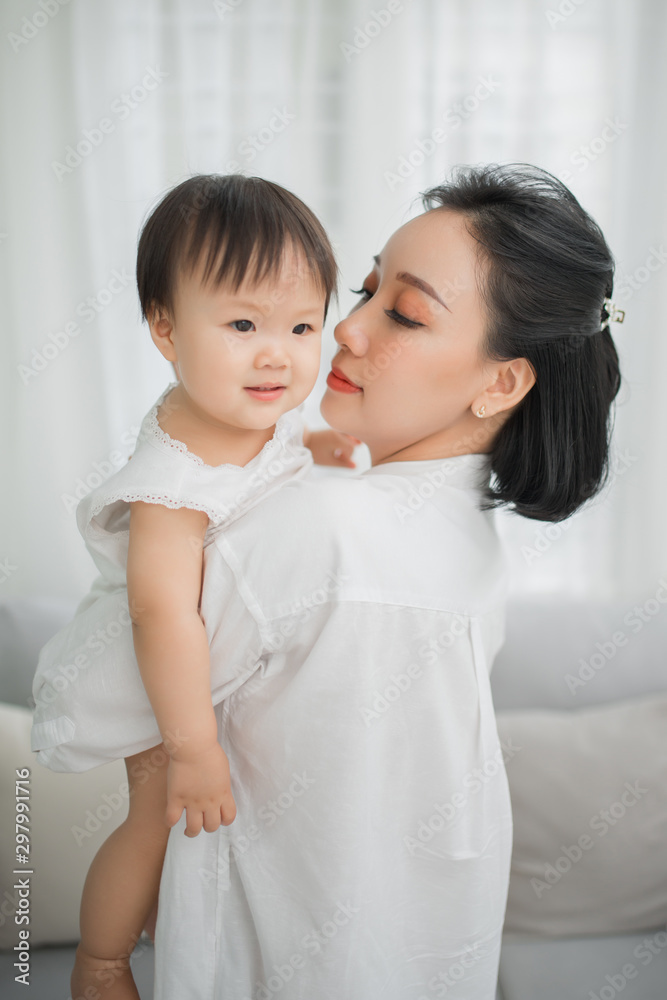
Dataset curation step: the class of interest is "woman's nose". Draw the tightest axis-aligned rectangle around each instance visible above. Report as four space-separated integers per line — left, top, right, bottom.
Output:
333 309 370 357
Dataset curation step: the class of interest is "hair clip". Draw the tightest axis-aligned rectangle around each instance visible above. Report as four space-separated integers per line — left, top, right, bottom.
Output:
600 297 625 331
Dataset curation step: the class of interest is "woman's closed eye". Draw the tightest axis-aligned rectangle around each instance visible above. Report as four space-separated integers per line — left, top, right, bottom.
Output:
349 286 424 330
384 309 424 330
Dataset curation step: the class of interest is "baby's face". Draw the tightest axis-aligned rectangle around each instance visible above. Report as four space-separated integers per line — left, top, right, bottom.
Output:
152 248 324 431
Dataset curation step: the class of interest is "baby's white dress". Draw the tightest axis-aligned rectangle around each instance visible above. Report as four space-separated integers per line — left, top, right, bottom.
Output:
30 383 313 772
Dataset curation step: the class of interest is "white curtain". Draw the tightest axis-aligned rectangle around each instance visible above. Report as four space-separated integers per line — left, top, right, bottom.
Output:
0 0 665 605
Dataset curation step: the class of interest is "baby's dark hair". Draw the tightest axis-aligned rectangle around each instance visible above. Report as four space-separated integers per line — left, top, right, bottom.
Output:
136 173 338 323
421 163 622 522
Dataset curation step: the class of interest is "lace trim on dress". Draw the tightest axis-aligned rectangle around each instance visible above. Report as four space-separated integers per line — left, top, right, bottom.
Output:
86 490 233 527
82 384 306 527
141 382 296 471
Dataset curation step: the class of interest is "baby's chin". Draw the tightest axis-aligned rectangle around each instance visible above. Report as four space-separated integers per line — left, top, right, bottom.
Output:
236 387 308 427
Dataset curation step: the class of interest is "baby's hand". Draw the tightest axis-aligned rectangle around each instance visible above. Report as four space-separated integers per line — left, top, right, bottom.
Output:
304 428 362 468
165 742 237 836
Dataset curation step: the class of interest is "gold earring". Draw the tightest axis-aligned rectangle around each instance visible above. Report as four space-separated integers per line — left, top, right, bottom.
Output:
475 405 486 418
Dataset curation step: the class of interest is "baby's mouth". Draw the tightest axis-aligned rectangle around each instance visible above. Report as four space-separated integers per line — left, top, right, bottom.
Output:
244 383 287 399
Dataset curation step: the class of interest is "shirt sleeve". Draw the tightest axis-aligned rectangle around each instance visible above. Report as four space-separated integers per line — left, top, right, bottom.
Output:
200 536 267 705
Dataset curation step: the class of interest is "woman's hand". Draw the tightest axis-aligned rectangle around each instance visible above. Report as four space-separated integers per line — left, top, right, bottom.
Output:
165 741 237 836
304 428 362 468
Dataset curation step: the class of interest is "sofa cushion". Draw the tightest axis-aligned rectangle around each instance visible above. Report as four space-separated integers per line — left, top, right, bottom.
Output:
0 702 128 947
497 692 667 937
491 594 667 711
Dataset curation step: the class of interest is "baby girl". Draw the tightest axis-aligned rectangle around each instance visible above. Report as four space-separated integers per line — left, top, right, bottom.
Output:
30 173 357 999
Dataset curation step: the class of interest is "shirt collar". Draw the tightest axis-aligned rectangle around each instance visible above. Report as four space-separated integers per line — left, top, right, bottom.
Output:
362 452 492 492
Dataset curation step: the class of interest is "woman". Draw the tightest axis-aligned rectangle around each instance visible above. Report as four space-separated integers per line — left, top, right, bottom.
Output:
153 164 621 999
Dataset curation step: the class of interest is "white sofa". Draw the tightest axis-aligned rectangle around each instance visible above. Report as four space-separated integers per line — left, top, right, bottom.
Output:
1 595 665 999
491 596 667 1000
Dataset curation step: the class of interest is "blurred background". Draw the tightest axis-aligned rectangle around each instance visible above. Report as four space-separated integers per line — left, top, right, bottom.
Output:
1 0 666 607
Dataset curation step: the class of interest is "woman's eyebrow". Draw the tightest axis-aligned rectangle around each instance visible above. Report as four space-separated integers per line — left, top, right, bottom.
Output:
372 254 451 312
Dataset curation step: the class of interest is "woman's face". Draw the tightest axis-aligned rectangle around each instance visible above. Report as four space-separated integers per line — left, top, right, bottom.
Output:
320 207 534 465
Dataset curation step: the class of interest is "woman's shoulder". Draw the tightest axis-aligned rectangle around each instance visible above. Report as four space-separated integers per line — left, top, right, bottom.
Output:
235 456 495 537
217 461 508 616
231 468 394 532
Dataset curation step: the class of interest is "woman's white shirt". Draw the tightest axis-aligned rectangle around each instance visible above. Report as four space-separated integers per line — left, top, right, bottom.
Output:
154 452 514 1000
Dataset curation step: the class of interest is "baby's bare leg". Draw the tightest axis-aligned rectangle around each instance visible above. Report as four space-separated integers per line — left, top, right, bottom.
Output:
70 743 171 1000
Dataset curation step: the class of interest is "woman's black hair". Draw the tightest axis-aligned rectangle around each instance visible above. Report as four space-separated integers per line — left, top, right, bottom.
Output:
136 173 338 322
421 163 622 522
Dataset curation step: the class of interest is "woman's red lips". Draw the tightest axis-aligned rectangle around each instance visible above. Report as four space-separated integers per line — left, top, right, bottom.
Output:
327 366 363 394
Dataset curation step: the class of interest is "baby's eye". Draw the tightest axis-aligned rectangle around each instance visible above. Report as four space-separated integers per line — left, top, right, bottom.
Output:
292 323 312 335
230 320 254 332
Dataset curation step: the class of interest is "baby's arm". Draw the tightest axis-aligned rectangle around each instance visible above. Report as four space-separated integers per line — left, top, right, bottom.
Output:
126 501 237 836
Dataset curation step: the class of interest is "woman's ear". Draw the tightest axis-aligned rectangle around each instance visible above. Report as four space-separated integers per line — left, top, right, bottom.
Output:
147 305 178 364
475 357 536 417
